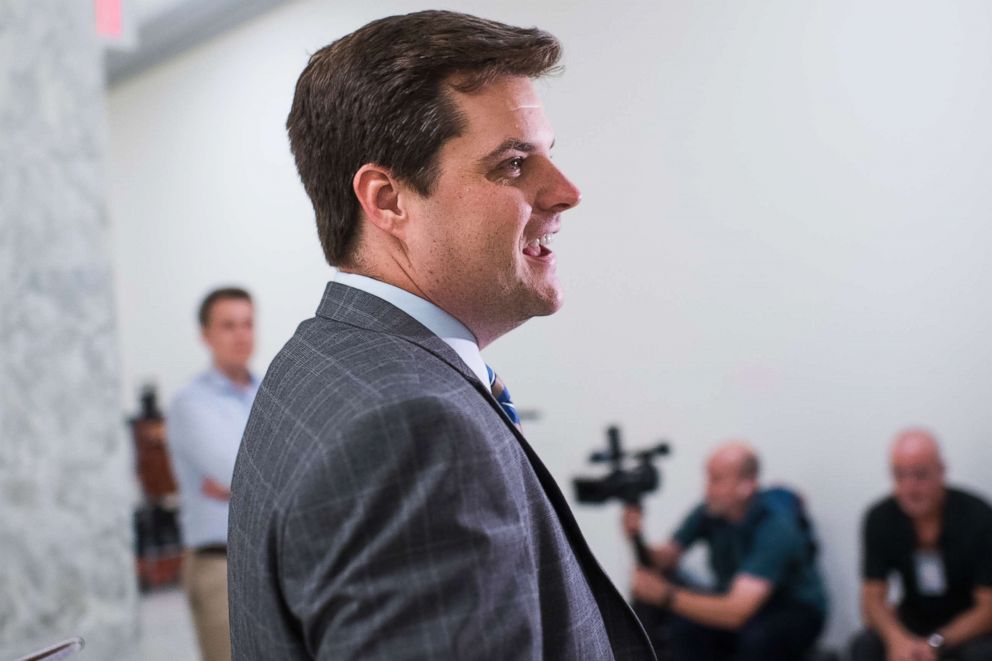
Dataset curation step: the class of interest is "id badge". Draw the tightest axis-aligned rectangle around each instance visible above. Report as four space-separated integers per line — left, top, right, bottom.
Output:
914 550 947 596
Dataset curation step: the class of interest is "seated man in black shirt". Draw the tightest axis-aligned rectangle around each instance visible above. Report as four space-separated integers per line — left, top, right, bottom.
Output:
626 442 827 661
851 429 992 661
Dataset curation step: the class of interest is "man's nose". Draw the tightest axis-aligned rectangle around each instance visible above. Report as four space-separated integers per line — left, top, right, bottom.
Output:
538 160 581 213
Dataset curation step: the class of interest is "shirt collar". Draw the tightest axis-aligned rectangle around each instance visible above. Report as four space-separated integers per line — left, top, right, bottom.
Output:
332 271 489 386
206 366 258 394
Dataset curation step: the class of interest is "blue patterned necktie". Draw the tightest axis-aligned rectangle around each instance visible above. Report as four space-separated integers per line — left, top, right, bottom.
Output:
486 364 521 430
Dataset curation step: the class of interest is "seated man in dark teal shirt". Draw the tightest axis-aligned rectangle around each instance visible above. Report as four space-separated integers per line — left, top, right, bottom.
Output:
625 441 827 661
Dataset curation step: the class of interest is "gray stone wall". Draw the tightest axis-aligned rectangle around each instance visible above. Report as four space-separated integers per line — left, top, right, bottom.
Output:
0 1 138 658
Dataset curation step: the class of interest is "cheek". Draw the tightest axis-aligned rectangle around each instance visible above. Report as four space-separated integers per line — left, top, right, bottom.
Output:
425 185 531 269
902 484 925 500
464 217 524 268
895 485 915 501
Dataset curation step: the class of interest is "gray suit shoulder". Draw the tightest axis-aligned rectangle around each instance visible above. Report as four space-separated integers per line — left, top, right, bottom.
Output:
233 315 490 509
261 316 468 417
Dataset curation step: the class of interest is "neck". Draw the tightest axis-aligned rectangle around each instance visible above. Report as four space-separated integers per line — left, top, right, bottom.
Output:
340 259 434 307
215 362 251 387
724 497 753 523
913 511 944 548
340 263 514 349
917 488 948 521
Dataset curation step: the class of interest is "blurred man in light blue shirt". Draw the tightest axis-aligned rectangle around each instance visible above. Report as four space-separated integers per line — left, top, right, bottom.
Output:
168 287 258 661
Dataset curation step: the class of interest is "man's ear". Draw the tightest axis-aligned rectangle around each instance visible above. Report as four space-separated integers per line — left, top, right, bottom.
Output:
738 480 755 499
353 163 408 239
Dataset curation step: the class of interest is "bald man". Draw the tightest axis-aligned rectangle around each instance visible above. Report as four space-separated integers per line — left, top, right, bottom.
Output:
850 430 992 661
624 442 826 661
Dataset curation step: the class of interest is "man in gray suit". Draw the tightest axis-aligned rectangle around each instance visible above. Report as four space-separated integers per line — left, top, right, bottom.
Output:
228 10 655 660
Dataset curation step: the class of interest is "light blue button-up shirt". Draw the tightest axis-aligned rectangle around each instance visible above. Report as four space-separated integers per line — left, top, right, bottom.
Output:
167 368 259 548
333 271 489 386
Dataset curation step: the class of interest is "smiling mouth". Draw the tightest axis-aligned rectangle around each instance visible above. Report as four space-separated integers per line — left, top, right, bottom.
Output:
522 232 556 258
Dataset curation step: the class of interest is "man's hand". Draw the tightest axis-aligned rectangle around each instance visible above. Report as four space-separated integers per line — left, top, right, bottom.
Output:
631 567 673 607
622 507 683 571
622 505 642 537
201 476 231 501
651 544 682 571
885 633 936 661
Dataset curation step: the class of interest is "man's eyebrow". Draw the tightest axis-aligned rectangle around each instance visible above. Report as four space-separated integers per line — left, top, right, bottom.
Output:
479 139 534 165
478 137 556 166
479 138 555 165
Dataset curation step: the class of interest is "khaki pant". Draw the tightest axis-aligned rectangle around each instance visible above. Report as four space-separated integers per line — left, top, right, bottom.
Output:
182 550 231 661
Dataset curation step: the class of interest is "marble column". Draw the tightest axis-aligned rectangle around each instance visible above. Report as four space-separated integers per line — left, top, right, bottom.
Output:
0 1 138 658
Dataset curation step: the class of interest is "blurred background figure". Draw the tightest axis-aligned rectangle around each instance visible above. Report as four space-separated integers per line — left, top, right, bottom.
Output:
166 288 258 661
625 442 827 661
850 429 992 661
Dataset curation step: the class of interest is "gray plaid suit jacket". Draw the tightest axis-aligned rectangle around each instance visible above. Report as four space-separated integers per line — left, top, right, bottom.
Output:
228 282 655 660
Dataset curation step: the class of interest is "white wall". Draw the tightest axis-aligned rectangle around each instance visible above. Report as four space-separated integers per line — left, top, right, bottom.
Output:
107 0 992 647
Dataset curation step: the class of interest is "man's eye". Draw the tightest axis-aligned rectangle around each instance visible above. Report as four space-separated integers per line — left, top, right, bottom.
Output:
487 156 527 183
504 157 525 173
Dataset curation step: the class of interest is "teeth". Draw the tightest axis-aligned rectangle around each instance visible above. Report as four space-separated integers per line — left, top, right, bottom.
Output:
524 232 556 254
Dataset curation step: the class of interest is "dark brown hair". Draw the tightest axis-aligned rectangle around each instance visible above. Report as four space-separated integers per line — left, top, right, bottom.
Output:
198 287 252 327
286 10 562 266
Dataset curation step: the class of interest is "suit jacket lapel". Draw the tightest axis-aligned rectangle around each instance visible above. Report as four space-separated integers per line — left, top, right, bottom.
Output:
315 282 651 652
315 282 598 550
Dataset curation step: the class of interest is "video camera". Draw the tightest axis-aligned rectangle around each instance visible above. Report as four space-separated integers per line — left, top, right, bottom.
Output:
574 426 670 505
573 426 671 567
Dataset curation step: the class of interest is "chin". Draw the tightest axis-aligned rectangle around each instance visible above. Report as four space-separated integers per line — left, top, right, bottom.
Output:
534 299 563 317
529 286 564 317
898 499 929 518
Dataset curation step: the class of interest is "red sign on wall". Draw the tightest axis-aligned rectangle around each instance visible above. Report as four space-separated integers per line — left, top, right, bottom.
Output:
94 0 122 39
